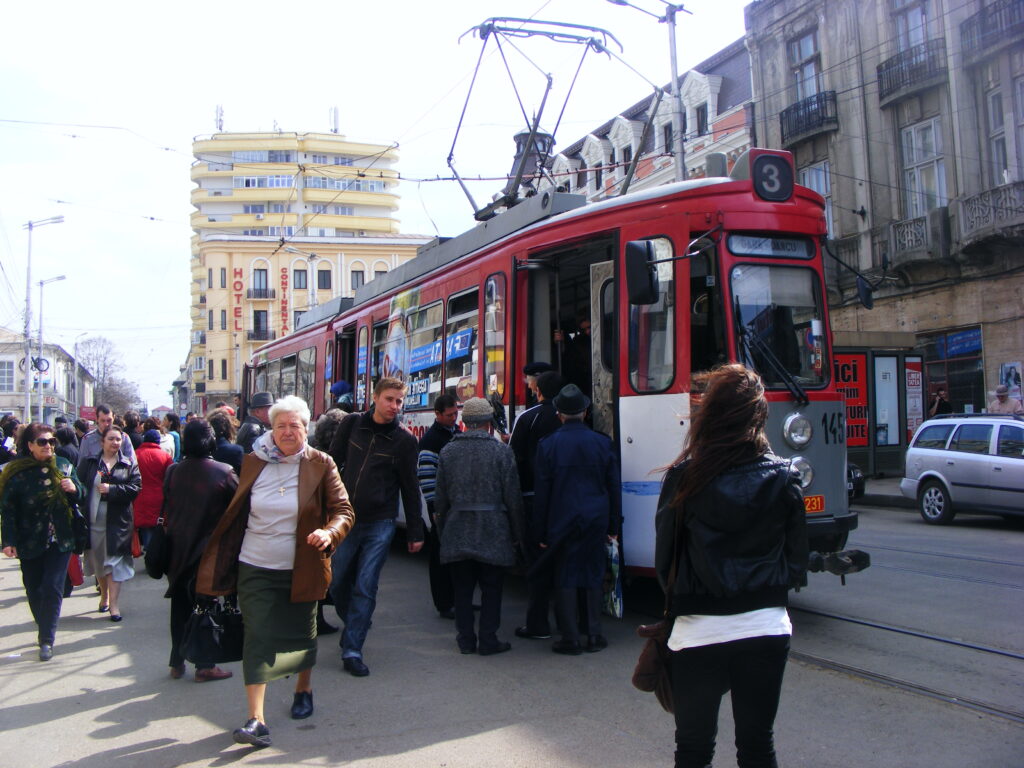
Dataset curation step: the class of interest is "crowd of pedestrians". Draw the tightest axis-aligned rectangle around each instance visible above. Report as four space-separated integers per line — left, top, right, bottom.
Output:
0 361 807 765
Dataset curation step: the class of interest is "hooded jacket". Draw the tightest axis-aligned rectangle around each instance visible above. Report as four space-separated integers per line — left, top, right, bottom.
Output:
655 454 808 617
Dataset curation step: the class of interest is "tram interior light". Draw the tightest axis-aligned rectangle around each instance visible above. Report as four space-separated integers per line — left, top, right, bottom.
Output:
625 240 659 304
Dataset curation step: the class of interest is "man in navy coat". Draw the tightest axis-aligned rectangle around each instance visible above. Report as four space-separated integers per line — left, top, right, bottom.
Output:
533 384 620 655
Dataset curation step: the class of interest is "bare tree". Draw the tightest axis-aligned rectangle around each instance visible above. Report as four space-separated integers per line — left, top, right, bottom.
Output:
77 336 138 412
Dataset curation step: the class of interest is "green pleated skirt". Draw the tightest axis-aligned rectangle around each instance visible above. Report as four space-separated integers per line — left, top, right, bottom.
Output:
237 562 317 685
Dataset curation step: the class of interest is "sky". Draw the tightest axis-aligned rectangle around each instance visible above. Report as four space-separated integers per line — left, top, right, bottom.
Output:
0 0 747 411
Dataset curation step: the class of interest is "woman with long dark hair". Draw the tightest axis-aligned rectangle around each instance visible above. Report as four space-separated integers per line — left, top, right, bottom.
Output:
0 423 84 660
655 364 808 768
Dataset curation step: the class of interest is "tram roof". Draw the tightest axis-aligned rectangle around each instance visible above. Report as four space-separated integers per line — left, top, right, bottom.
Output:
351 175 732 309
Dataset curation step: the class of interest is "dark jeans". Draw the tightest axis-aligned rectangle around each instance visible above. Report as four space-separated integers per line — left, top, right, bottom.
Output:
450 559 505 651
20 544 72 646
671 634 790 768
167 572 212 670
553 586 601 645
521 496 552 634
426 509 454 613
330 519 396 659
137 526 155 551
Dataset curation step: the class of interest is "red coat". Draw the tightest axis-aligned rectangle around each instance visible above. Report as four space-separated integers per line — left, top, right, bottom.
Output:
135 441 173 528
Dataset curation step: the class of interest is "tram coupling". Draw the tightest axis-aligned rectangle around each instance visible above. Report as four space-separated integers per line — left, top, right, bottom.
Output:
807 549 871 585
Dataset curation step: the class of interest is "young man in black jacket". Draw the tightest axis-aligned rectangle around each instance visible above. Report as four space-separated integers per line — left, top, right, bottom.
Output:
328 377 425 676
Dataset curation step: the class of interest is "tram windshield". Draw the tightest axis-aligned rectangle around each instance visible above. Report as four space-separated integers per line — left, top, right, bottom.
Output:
730 264 826 388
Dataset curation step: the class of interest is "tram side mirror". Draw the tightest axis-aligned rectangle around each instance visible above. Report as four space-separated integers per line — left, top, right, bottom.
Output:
625 240 659 305
856 277 874 310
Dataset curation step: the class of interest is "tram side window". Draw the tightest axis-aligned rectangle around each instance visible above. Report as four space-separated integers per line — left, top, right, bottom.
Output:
356 326 369 410
484 274 506 397
629 237 675 392
404 302 444 410
445 288 479 402
266 359 281 397
254 364 268 395
689 240 726 378
371 322 388 389
600 279 614 373
323 340 334 415
280 355 297 399
297 347 316 409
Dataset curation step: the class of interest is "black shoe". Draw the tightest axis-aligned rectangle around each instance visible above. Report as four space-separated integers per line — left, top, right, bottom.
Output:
439 608 456 620
232 718 271 748
342 657 370 677
552 640 583 656
478 641 512 656
586 635 608 653
290 691 314 720
458 644 476 655
514 626 552 640
39 644 53 662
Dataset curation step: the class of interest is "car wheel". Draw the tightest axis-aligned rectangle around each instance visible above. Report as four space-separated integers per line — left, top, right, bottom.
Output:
918 480 955 525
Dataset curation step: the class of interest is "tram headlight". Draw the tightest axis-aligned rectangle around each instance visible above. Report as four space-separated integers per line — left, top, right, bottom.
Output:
783 413 812 449
789 456 814 489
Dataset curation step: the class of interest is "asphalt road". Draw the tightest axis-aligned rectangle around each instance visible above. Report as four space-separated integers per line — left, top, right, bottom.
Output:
0 505 1021 767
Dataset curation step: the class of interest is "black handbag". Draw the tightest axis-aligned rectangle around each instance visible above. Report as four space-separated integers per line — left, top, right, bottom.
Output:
181 597 244 665
144 519 170 579
70 505 89 555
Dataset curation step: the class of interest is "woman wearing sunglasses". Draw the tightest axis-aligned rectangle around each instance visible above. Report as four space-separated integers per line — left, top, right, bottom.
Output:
0 422 84 661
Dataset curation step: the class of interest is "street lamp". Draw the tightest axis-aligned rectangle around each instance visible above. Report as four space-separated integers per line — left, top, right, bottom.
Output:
22 216 64 421
285 246 320 310
37 275 66 422
607 0 691 182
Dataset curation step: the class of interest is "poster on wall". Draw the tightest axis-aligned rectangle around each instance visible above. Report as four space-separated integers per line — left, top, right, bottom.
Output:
834 353 868 447
874 357 900 446
1000 362 1023 403
905 357 923 442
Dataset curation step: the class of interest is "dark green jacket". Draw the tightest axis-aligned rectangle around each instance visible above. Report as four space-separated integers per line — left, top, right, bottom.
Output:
0 456 84 560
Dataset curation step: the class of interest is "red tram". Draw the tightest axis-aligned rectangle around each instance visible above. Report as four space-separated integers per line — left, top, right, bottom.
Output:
245 148 864 576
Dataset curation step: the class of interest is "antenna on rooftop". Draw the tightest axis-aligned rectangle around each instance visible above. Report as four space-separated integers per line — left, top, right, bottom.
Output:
330 107 339 134
215 105 224 132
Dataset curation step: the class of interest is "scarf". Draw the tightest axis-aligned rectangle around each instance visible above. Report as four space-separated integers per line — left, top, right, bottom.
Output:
0 456 73 519
252 432 307 464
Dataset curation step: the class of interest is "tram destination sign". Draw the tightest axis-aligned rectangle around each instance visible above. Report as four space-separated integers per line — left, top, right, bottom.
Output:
728 235 813 259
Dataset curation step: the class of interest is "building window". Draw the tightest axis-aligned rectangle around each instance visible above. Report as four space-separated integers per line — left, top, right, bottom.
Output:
311 204 327 214
208 310 214 331
270 203 290 213
987 88 1007 186
293 269 308 289
609 147 616 176
623 145 632 166
220 310 227 330
310 154 328 164
221 359 228 380
901 117 947 218
207 359 214 380
317 270 332 290
220 267 226 288
294 311 304 328
696 103 709 137
208 268 213 288
351 270 365 291
253 310 268 332
194 356 205 372
577 163 587 188
1015 76 1024 181
253 269 269 291
663 122 673 154
0 360 13 392
788 30 820 101
918 326 984 414
268 150 293 163
334 205 353 215
374 269 388 280
268 226 295 236
242 229 266 236
893 0 927 52
334 156 353 166
594 162 603 190
799 161 833 236
243 204 265 214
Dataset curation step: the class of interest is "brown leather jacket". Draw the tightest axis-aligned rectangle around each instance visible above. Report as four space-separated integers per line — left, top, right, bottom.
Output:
196 445 354 602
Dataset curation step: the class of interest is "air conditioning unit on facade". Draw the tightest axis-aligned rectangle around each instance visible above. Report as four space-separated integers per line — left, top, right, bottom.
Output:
255 214 264 220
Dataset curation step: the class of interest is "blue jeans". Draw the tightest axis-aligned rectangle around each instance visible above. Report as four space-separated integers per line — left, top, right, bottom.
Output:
329 519 396 659
20 544 72 646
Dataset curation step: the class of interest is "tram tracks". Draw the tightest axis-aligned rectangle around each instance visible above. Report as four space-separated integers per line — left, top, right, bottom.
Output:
790 607 1024 725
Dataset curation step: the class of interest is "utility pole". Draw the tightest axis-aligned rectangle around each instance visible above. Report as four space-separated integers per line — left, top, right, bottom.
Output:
22 216 63 421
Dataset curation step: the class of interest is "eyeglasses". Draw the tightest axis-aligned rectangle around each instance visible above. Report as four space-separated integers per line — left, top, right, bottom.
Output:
34 437 58 447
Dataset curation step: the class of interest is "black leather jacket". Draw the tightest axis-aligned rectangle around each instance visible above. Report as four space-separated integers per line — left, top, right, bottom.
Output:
655 454 808 617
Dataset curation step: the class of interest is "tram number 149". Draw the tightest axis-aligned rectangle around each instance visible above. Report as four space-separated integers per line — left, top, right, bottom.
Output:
821 412 845 445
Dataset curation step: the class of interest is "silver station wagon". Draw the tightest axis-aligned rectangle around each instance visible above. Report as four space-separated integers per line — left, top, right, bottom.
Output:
901 414 1024 524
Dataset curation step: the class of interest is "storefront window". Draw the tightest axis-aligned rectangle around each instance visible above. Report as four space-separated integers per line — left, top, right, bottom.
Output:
918 327 984 414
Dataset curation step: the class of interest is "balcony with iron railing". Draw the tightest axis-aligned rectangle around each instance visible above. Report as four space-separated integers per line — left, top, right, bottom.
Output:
877 38 947 107
246 288 276 300
247 329 276 341
961 0 1024 67
959 180 1024 245
780 91 839 148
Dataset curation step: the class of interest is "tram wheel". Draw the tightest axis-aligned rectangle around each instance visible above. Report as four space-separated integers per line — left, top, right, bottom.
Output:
918 480 955 525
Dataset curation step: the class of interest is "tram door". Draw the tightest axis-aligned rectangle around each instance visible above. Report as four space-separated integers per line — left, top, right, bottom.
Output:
589 261 615 439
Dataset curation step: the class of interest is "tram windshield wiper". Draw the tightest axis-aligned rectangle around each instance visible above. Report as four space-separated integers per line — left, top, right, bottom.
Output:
735 299 809 406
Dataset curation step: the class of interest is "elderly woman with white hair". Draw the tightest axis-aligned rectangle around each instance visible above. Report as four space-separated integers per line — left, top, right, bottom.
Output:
197 395 355 748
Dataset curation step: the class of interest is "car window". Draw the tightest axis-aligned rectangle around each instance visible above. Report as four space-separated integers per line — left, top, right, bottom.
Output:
914 424 954 449
997 425 1024 458
949 423 993 455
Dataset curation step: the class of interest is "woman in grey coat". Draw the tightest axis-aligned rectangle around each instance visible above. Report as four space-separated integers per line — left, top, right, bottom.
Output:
434 397 525 656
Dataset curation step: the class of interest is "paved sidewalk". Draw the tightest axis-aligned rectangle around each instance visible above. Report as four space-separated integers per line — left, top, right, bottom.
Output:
857 475 915 509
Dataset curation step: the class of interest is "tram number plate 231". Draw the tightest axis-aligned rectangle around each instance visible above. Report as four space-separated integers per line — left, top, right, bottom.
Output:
803 494 825 513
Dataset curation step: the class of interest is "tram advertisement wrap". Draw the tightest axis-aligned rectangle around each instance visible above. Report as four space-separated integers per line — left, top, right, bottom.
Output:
834 353 868 447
